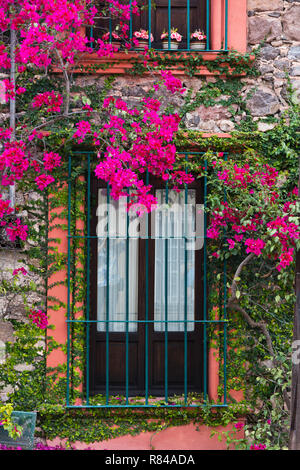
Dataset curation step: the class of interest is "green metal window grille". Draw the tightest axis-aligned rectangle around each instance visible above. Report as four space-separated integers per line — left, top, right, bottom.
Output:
65 151 228 409
89 0 229 53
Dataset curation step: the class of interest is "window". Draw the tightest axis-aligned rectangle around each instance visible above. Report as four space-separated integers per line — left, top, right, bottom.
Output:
89 174 204 396
58 151 230 408
90 0 229 52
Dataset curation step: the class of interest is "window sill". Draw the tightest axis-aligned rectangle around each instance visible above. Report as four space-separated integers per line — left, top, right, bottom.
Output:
59 51 254 77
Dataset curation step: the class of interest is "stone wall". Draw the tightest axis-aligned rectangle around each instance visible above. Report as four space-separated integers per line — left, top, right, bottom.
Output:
0 189 45 401
246 0 300 130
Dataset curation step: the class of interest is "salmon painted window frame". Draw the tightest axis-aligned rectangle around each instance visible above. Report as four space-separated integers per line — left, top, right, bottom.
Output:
47 150 231 409
86 0 247 54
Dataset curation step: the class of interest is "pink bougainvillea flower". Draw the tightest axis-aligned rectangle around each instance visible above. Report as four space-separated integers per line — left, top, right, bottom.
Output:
28 309 48 330
35 174 55 191
244 238 265 256
234 422 244 430
12 267 28 276
42 152 62 172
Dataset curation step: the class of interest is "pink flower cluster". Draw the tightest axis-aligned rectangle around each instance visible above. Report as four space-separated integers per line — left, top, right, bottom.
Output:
28 309 48 330
107 0 139 22
207 160 299 270
32 91 63 113
234 422 244 431
73 120 91 143
160 70 185 94
12 267 28 276
0 194 13 219
42 152 62 172
94 90 193 211
35 174 55 191
250 444 266 450
267 216 299 271
2 80 26 102
161 29 182 42
134 29 153 42
245 238 265 256
6 218 28 242
191 30 206 41
217 163 278 190
0 141 29 185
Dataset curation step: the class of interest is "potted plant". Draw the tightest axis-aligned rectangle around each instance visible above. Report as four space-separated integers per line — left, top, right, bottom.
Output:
190 29 207 50
133 29 154 49
161 28 182 50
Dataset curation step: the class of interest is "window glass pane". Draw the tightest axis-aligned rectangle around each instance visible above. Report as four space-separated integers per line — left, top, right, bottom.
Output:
154 189 195 332
97 189 138 332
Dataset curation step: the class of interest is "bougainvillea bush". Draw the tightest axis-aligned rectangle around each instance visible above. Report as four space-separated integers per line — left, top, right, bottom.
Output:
203 148 299 449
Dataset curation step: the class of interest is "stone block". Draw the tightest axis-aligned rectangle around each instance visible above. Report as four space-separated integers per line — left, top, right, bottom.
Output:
248 16 282 44
283 5 300 41
247 87 280 116
247 0 283 11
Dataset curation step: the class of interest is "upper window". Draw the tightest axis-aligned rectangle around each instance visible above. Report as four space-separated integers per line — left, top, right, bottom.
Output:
89 0 229 52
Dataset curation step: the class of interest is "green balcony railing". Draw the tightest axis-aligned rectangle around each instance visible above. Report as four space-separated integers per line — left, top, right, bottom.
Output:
89 0 229 53
65 151 229 409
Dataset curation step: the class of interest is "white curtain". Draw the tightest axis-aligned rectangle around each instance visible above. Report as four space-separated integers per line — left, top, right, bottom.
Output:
154 189 195 332
97 189 139 332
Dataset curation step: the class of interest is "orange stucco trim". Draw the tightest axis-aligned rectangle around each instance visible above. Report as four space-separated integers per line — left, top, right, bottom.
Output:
47 196 68 370
59 51 252 77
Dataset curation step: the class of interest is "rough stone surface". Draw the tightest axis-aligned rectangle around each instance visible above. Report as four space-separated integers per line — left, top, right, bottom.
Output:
0 321 15 343
248 16 282 44
247 88 280 116
291 65 300 76
291 79 300 100
0 340 5 364
274 58 291 70
288 46 300 59
247 0 283 11
257 121 276 132
260 45 281 60
282 5 300 41
13 363 35 372
219 120 235 132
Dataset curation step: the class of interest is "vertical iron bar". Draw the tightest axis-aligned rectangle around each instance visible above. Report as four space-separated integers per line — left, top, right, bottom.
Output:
129 0 133 41
206 0 210 51
85 153 91 406
66 155 72 407
148 0 152 49
187 0 190 50
224 0 228 51
165 182 169 404
184 154 188 405
168 0 171 49
90 26 94 49
106 184 110 405
109 12 112 43
203 158 208 403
